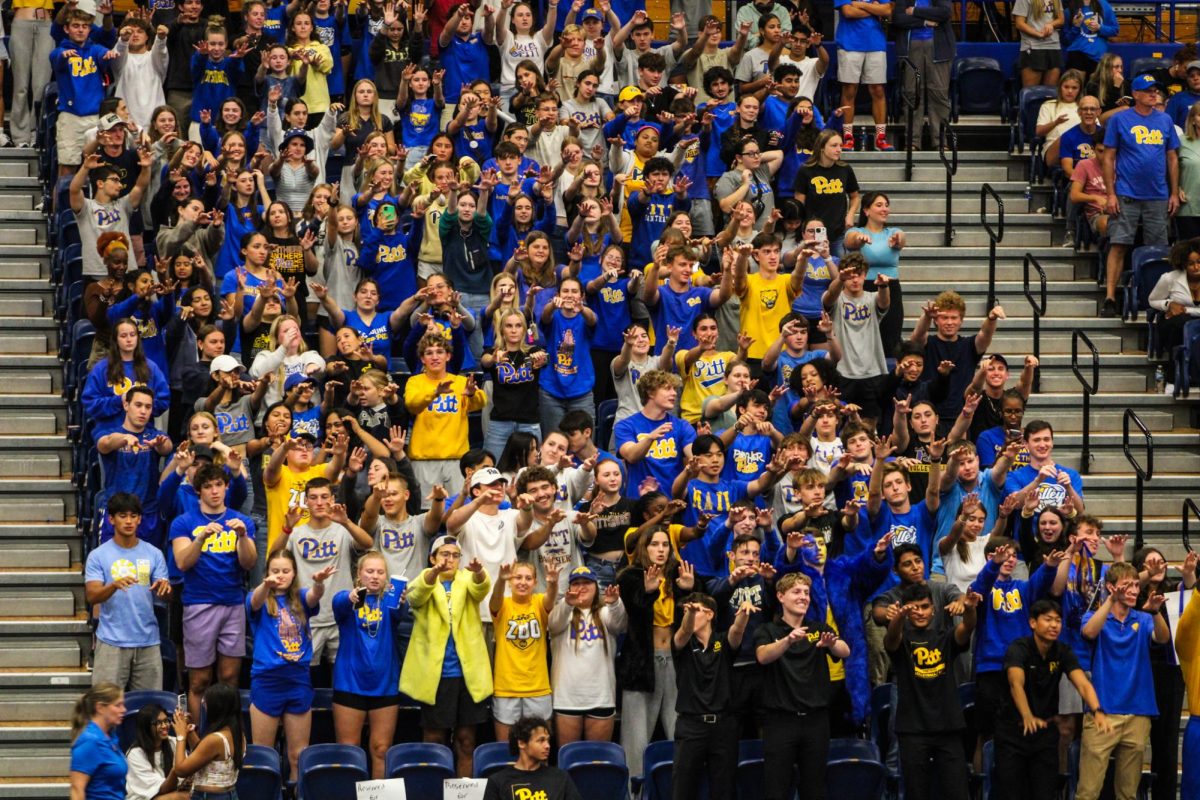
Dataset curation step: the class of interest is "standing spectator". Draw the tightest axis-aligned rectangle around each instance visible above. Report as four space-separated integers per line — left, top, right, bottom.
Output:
51 6 115 176
891 0 954 142
72 149 153 279
1101 76 1181 317
754 572 850 800
1176 551 1200 800
1062 0 1118 76
8 0 55 149
92 386 174 546
794 130 860 258
169 464 258 723
821 254 891 426
1013 0 1064 87
69 683 127 800
1166 61 1200 131
401 536 493 778
262 429 347 555
1175 102 1200 240
1076 563 1170 800
488 561 559 743
615 370 696 497
844 192 906 357
834 0 894 151
84 493 171 691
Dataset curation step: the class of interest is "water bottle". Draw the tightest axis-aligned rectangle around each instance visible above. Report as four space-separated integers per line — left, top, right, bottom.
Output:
1154 365 1165 394
1023 184 1032 210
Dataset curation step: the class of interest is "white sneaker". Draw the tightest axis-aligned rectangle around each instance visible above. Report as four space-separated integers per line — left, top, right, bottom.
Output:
1165 383 1175 396
0 131 12 147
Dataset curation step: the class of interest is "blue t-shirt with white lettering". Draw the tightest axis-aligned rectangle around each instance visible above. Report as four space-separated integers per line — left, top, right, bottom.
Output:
1005 463 1083 518
724 432 773 483
84 538 168 648
1103 107 1179 200
541 309 595 400
339 309 392 356
683 477 750 575
870 500 936 594
1058 123 1103 168
93 423 165 536
332 579 408 695
400 97 439 149
589 276 635 351
169 508 255 605
615 411 697 497
627 191 688 270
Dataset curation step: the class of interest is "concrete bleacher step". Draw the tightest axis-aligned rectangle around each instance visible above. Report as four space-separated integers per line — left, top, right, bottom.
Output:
0 372 54 395
904 262 1080 282
0 262 50 280
0 296 46 316
0 589 77 618
0 453 63 478
1054 448 1200 474
1020 408 1178 434
0 334 50 354
0 543 70 570
906 228 1054 247
851 165 1015 182
0 690 83 723
0 642 82 672
0 747 70 780
990 331 1123 355
1038 371 1149 393
0 498 66 523
0 414 60 436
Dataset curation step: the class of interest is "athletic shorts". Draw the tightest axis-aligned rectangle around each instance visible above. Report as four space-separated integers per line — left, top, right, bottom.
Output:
56 113 98 166
333 690 403 712
182 603 246 668
837 50 887 85
1019 49 1062 73
492 694 553 725
420 676 490 730
554 706 617 719
250 672 314 718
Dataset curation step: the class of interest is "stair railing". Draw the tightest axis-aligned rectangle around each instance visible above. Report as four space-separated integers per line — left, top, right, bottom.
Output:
1071 329 1099 475
1184 498 1199 554
897 56 923 183
1122 408 1154 551
1023 253 1046 393
939 121 958 247
981 182 1004 310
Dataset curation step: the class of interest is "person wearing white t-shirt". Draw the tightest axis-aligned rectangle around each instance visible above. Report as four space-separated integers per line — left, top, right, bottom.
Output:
495 0 558 102
770 29 829 103
514 466 598 599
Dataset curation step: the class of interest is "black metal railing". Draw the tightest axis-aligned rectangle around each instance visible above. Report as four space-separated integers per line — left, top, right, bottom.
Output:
939 122 958 247
981 183 1005 310
1023 253 1046 393
1122 408 1154 551
897 56 923 183
1184 498 1199 553
1071 329 1099 475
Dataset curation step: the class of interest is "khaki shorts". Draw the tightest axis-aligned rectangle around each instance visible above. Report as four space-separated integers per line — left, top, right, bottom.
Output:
838 50 887 85
56 112 98 166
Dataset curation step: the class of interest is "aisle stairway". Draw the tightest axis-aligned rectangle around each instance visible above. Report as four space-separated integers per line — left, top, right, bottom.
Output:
0 124 1194 798
0 149 88 799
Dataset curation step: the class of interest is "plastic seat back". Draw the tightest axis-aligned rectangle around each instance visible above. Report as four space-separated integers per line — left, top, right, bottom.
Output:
385 742 455 796
558 741 629 800
118 691 178 752
237 744 283 800
473 741 514 779
296 743 369 800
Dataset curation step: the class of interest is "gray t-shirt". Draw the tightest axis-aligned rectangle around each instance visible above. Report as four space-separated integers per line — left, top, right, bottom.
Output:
1013 0 1062 50
831 290 888 379
77 195 135 278
617 44 678 89
872 580 964 631
612 354 657 426
373 513 430 584
714 165 777 230
286 521 359 628
561 97 612 154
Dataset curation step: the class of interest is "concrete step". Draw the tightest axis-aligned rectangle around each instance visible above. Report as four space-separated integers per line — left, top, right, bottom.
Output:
0 295 47 316
990 331 1123 355
1054 448 1200 473
0 453 64 477
0 726 73 744
907 227 1053 247
0 782 70 800
0 333 51 355
1021 408 1178 433
0 746 70 780
1079 488 1195 518
901 262 1081 282
1038 370 1149 393
0 261 50 280
0 497 66 522
0 525 84 566
0 642 82 671
0 413 60 436
0 589 77 617
0 372 55 395
851 165 1016 182
0 543 70 569
0 690 81 722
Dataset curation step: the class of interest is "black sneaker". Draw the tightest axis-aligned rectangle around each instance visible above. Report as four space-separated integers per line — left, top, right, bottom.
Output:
1099 298 1119 318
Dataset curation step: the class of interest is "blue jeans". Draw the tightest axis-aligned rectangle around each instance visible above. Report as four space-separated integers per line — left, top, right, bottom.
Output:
483 419 542 461
584 553 622 590
539 389 595 440
460 291 490 362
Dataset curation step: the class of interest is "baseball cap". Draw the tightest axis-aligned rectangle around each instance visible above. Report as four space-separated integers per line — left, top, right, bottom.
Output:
1131 73 1163 92
430 535 461 555
191 444 215 462
209 355 241 374
284 372 315 391
75 0 98 16
986 353 1009 367
1187 60 1200 73
618 86 645 103
468 467 507 489
568 565 599 584
581 8 603 21
291 430 318 443
98 113 124 132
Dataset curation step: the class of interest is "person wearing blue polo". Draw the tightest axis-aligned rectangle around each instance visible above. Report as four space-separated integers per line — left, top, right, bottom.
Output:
1100 73 1181 317
69 683 128 800
834 0 894 152
615 369 696 498
1076 561 1170 800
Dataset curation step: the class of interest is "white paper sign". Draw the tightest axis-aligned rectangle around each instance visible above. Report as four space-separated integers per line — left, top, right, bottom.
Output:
356 778 407 800
444 777 487 800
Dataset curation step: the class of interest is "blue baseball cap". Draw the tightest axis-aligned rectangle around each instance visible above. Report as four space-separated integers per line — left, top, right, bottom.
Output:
568 565 600 584
1131 73 1163 92
581 8 603 21
284 372 314 392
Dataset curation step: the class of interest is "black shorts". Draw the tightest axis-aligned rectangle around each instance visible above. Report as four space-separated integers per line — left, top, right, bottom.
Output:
333 691 403 712
1019 49 1062 73
555 706 617 719
420 677 491 730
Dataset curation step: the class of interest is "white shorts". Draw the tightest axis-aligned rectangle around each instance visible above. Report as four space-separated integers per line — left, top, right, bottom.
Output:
418 259 442 281
838 50 887 85
492 694 553 725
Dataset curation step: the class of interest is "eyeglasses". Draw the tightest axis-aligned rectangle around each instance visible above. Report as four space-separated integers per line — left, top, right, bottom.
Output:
742 150 761 157
155 718 170 726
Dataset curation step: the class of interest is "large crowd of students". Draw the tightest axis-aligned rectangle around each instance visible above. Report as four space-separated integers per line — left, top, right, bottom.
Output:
37 0 1200 798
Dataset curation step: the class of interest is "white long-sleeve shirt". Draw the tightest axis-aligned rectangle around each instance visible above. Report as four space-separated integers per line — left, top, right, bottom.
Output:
1148 270 1200 316
250 347 326 409
113 37 169 132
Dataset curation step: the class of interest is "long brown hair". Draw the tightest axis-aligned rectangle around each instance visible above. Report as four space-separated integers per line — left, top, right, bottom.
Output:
263 548 306 621
568 577 609 653
106 318 153 388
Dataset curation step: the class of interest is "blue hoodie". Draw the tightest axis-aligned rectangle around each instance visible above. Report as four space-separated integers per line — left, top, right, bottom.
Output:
969 558 1056 673
51 40 112 117
82 358 171 432
1061 2 1119 61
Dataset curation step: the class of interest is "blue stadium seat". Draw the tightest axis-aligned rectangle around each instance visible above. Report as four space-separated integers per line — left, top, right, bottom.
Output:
117 691 178 752
826 739 886 800
595 398 617 448
238 744 283 800
1122 244 1171 326
1172 319 1200 397
1129 57 1171 79
558 741 629 800
296 743 368 800
1011 87 1057 183
385 742 455 795
640 739 674 800
951 57 1009 122
309 687 335 744
473 741 514 779
737 739 766 800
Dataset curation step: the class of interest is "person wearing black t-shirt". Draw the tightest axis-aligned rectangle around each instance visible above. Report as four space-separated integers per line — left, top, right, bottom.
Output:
993 599 1109 800
483 716 582 800
754 571 849 800
884 582 982 800
793 130 861 259
671 592 753 800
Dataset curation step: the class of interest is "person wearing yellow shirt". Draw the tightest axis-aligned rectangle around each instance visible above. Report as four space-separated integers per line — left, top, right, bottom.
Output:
664 314 750 423
286 12 334 117
262 430 347 554
488 559 559 744
1174 550 1200 800
734 232 806 368
404 333 488 504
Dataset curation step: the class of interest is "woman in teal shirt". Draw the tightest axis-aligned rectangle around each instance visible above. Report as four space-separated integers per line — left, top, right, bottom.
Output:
844 191 907 357
69 683 128 800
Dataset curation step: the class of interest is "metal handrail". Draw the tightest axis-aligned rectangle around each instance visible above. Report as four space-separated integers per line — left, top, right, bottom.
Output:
1184 498 1199 553
897 56 923 183
939 122 958 248
1122 408 1154 551
981 183 1005 310
1071 329 1099 475
1023 253 1046 393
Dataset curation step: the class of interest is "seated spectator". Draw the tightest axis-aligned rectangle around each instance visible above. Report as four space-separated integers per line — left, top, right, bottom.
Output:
1148 239 1200 391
